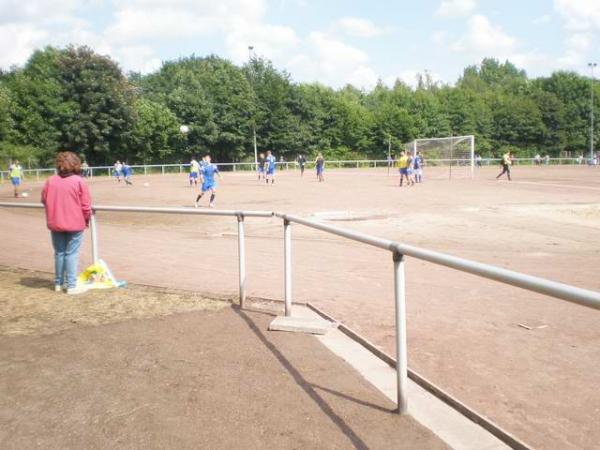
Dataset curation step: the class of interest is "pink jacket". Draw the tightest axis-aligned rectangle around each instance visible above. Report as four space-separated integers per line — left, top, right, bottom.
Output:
41 174 92 232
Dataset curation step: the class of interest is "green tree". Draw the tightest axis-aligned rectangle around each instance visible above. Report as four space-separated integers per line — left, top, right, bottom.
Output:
143 55 254 162
129 99 182 164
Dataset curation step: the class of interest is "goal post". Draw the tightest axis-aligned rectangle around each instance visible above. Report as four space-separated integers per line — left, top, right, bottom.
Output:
406 135 475 180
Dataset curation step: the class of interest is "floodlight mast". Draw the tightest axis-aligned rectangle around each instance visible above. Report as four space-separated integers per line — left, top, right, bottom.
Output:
249 46 258 171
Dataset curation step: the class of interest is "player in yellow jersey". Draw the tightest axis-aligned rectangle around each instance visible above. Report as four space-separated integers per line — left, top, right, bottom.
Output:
189 157 200 187
496 151 512 181
8 160 23 198
397 151 412 187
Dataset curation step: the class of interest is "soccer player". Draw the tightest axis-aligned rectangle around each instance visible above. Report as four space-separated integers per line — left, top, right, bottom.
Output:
315 153 325 182
496 151 512 181
297 154 306 176
8 159 23 198
397 151 410 187
406 153 416 185
265 150 276 184
257 152 266 180
414 151 424 183
122 163 133 185
195 155 221 208
113 160 122 182
189 157 200 187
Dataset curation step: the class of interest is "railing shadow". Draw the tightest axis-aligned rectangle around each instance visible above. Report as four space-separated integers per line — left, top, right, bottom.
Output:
233 306 370 450
310 383 392 414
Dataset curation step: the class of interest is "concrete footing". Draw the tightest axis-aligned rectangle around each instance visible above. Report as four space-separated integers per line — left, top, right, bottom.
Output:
268 315 334 335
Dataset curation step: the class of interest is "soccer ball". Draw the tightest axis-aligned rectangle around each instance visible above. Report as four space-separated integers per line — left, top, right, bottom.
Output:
180 125 190 134
21 192 29 198
143 182 150 188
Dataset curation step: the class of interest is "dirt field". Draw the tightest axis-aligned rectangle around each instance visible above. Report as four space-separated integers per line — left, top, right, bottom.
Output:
1 164 599 448
0 267 445 449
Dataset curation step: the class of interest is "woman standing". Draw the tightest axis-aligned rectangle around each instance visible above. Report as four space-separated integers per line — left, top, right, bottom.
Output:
41 152 92 294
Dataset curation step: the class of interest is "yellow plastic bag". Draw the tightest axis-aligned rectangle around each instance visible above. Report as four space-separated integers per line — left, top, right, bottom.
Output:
77 259 125 290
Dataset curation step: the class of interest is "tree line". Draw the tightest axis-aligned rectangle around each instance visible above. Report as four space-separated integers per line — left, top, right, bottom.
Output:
0 45 597 167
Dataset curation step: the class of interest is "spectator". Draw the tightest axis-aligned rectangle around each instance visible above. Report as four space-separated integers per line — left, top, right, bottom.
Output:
41 151 92 295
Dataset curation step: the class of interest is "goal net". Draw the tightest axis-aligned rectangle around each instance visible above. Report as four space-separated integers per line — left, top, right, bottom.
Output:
404 135 475 180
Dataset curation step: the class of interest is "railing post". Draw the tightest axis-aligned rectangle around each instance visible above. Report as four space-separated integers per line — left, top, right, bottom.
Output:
36 170 40 182
393 251 408 414
162 166 165 175
284 218 293 316
237 214 246 308
90 211 99 264
144 166 147 176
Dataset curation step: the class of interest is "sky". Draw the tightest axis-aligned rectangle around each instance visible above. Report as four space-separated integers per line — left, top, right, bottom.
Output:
0 0 598 88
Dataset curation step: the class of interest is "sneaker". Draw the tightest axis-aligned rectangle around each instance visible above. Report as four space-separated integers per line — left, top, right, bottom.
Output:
209 203 215 208
66 286 88 295
54 285 62 292
194 202 199 208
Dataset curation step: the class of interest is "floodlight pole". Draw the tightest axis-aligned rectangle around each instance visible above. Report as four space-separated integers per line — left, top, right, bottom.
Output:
470 135 475 178
249 45 258 171
253 123 258 171
589 63 597 160
387 134 391 176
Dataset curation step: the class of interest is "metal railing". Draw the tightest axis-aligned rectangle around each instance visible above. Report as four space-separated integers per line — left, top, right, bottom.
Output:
1 201 599 417
0 157 589 182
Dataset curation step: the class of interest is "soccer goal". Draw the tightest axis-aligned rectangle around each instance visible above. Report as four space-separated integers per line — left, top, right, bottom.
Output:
405 135 475 180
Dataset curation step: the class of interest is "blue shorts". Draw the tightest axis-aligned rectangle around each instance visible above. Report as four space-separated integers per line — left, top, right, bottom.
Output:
399 168 408 175
202 181 216 192
190 172 199 179
11 177 21 186
258 166 265 173
267 167 275 175
317 167 324 175
114 170 121 177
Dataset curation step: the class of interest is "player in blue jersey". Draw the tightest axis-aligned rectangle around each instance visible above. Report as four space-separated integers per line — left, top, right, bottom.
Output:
265 150 276 184
195 155 221 208
122 163 133 185
413 151 424 183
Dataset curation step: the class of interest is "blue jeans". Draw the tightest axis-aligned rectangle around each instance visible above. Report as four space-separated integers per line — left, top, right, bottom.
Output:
51 231 84 289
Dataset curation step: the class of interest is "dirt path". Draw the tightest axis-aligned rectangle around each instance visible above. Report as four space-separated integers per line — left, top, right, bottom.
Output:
0 268 445 449
1 165 599 448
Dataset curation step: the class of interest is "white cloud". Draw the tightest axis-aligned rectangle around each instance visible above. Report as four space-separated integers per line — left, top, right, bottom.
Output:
554 0 600 31
334 17 391 38
0 23 48 67
451 14 516 56
115 46 162 74
286 32 377 88
554 1 599 71
436 0 477 18
0 0 82 23
556 32 593 67
225 23 300 64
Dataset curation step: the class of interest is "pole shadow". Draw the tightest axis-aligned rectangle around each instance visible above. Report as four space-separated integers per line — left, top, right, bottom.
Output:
233 306 370 450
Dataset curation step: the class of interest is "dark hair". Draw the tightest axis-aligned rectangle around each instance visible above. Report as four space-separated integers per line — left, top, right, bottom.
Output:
56 151 81 177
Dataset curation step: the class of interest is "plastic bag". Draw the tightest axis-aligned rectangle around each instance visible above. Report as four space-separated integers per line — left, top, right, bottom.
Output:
77 259 126 290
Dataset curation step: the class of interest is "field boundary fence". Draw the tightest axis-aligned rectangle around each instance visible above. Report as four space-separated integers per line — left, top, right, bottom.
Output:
1 200 599 433
0 157 587 182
